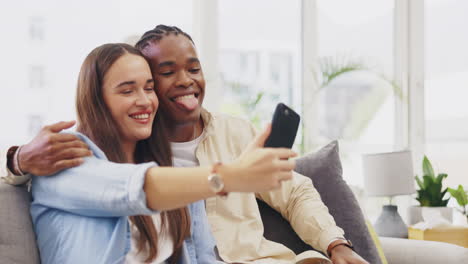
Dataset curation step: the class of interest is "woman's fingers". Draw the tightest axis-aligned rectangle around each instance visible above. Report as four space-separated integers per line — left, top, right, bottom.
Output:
275 159 296 171
276 171 293 182
267 148 297 159
252 123 272 148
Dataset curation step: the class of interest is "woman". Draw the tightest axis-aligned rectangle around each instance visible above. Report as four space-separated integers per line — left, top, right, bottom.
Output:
30 43 296 264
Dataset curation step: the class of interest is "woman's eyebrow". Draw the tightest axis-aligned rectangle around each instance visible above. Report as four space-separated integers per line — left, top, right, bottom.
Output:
115 81 135 88
115 79 153 88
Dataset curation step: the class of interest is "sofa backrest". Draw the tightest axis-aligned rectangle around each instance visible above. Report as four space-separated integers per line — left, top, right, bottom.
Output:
0 182 40 264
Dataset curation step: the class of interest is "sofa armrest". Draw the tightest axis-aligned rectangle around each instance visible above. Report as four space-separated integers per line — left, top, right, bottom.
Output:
0 182 39 264
380 237 468 264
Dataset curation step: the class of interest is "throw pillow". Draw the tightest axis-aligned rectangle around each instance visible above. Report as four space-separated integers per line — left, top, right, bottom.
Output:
258 141 383 264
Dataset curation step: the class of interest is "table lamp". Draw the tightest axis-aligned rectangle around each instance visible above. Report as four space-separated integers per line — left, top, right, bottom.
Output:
363 150 415 238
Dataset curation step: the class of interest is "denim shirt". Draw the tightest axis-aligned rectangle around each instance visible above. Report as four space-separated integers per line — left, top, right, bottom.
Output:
30 132 218 264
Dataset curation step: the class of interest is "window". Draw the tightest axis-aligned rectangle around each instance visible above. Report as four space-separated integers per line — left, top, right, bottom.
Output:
29 65 45 90
424 0 468 188
315 0 396 186
28 115 44 137
29 16 45 41
218 0 302 133
0 0 193 147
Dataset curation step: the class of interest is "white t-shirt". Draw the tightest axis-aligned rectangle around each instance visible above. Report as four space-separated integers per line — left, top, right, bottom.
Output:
170 131 205 167
125 214 173 264
126 132 205 263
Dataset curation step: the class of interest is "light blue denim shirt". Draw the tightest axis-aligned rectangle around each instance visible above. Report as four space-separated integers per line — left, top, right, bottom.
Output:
30 132 218 264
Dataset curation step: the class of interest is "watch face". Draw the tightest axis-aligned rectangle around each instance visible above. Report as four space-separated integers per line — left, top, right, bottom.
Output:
209 173 224 192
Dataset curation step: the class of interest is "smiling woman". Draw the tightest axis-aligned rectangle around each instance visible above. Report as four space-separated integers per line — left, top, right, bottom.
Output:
29 43 297 264
101 53 158 161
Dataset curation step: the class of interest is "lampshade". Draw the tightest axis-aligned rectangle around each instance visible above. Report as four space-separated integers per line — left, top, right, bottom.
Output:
362 150 415 197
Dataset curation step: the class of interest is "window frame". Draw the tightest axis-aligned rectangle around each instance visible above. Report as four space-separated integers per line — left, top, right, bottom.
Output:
198 0 427 164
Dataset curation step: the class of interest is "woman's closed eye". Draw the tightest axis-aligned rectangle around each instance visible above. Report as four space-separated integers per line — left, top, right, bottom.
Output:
121 89 133 95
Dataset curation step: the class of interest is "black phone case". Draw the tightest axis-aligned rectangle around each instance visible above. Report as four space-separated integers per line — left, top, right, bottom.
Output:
264 103 300 148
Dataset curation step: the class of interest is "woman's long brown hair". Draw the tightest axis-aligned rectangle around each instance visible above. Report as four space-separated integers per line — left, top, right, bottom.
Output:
75 43 190 263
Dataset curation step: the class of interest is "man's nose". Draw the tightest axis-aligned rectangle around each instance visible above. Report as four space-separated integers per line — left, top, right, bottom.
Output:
175 70 194 88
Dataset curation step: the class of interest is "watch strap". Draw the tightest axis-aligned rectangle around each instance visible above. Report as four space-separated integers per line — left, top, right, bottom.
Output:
327 239 354 257
209 162 228 198
6 146 21 176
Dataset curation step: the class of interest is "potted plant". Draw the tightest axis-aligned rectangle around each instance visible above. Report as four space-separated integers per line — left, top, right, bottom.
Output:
448 185 468 224
408 156 452 225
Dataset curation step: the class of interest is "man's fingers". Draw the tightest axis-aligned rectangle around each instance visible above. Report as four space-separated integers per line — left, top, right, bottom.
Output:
51 140 90 153
54 133 82 143
54 147 92 160
53 158 84 172
47 120 76 133
62 140 90 150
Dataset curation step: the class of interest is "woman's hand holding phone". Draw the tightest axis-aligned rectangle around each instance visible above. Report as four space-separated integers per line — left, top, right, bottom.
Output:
221 124 297 193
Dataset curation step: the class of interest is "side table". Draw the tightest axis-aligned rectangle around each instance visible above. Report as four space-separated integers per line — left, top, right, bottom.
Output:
408 226 468 248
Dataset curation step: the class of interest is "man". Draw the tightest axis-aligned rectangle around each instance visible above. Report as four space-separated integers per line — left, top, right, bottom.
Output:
1 120 92 185
134 24 367 264
1 25 368 264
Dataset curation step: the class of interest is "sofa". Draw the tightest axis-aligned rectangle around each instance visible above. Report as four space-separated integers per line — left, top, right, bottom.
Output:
258 141 468 264
1 141 467 263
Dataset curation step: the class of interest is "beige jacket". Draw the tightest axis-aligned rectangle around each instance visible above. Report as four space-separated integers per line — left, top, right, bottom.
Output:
197 109 344 264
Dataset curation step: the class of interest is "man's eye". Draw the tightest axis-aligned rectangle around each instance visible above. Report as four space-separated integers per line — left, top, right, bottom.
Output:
121 90 132 94
189 68 200 73
160 71 173 76
144 87 154 92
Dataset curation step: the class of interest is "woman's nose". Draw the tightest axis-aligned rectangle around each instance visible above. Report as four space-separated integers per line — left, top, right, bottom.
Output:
135 90 151 106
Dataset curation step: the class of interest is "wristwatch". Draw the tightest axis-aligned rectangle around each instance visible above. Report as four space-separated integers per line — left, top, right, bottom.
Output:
327 239 354 257
208 162 228 198
6 146 20 176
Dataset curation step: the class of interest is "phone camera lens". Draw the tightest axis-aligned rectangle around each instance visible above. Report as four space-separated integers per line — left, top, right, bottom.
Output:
284 109 289 115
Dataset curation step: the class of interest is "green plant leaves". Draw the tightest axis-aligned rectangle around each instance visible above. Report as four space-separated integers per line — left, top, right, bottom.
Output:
318 55 367 88
415 156 450 207
416 190 431 206
436 173 447 184
422 156 435 177
415 175 425 189
448 185 468 207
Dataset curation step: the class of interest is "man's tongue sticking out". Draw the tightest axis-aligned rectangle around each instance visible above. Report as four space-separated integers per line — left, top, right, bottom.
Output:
174 94 198 111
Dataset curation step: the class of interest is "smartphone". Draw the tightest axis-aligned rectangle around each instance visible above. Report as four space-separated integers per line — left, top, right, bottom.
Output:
264 103 300 148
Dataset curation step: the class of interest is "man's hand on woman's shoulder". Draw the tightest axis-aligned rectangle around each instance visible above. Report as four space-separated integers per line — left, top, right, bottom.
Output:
18 120 92 176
